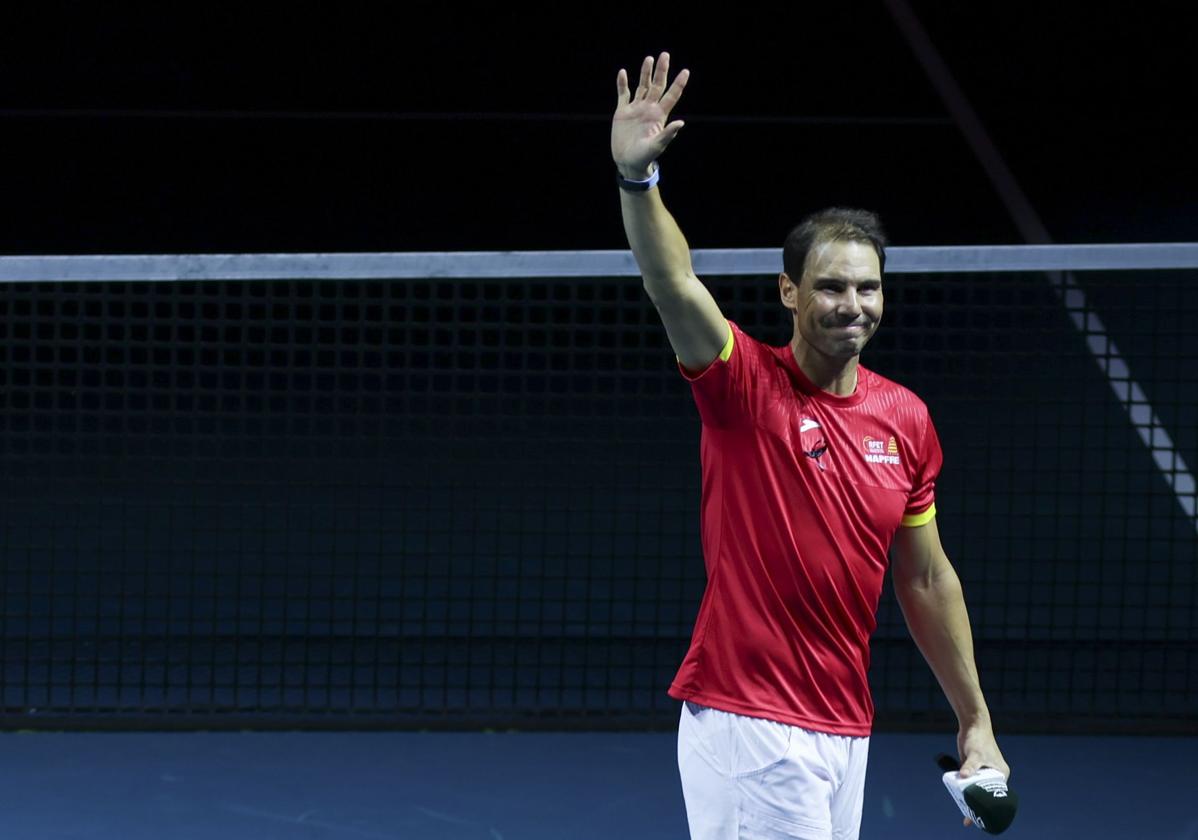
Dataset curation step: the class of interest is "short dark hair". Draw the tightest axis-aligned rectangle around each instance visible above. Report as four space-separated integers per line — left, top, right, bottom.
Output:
782 207 888 283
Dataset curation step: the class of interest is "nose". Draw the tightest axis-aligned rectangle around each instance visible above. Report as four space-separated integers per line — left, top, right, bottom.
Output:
837 288 862 318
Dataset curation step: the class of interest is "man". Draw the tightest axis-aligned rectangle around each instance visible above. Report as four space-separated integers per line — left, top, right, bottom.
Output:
611 52 1008 839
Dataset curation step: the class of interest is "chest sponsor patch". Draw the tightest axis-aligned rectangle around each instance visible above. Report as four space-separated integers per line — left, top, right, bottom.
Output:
863 435 901 465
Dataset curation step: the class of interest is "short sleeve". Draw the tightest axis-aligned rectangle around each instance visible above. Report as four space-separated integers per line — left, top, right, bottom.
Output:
901 411 943 527
679 320 774 430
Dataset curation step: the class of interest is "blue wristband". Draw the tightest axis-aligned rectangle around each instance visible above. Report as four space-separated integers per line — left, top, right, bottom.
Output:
616 163 660 192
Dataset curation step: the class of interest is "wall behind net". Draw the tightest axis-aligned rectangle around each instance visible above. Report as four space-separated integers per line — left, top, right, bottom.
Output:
0 268 1194 731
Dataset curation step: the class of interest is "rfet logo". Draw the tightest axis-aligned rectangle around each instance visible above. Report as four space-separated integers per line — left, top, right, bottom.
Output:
863 435 900 465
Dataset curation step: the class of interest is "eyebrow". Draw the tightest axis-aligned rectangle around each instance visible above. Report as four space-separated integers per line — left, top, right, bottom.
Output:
812 276 881 285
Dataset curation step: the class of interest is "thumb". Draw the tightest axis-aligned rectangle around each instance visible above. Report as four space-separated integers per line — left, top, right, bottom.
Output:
660 119 685 147
958 759 979 779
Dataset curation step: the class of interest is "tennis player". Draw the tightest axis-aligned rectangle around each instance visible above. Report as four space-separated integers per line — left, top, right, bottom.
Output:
611 52 1009 839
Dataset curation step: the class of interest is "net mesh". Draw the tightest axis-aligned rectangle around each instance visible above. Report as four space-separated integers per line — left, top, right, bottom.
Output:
1 267 1194 730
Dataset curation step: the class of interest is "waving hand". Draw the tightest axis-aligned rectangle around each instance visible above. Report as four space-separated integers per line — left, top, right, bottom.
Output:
612 52 690 180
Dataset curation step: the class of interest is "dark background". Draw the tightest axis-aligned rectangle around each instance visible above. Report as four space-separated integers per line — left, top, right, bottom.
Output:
1 3 1196 732
1 2 1194 256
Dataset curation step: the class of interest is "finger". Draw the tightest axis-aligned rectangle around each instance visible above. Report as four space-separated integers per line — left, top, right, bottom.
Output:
651 51 670 95
616 68 629 106
636 55 653 100
659 119 685 147
960 760 1000 780
964 817 973 827
659 67 690 114
958 753 981 779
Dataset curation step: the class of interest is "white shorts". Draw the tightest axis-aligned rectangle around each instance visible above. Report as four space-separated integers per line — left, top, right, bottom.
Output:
677 701 869 840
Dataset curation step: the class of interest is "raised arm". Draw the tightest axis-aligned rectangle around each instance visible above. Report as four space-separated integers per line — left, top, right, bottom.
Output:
612 52 727 371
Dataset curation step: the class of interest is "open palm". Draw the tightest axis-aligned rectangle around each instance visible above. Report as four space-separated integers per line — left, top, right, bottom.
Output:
611 52 689 179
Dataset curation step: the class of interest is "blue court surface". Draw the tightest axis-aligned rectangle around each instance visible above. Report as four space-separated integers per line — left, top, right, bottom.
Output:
0 729 1193 838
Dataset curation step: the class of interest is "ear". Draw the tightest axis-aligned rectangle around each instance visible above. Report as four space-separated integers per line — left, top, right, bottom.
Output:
779 272 799 310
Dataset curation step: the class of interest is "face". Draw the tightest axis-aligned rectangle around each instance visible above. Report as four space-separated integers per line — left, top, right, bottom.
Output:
779 239 882 360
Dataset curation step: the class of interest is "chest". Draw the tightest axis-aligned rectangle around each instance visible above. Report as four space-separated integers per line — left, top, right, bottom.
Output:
757 396 918 494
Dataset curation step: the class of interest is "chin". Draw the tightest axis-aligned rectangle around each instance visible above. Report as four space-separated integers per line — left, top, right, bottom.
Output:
821 334 867 352
818 344 861 361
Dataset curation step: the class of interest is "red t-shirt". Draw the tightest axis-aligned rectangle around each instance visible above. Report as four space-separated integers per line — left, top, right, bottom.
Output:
668 321 943 736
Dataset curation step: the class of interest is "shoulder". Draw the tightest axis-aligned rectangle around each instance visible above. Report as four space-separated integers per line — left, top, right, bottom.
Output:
727 320 771 354
726 320 791 371
860 367 931 421
861 367 942 469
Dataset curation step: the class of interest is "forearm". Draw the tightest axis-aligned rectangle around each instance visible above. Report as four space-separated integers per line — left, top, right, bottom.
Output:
895 567 992 728
619 186 697 304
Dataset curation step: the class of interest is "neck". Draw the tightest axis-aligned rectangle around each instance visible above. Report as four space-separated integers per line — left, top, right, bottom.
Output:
790 337 859 396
